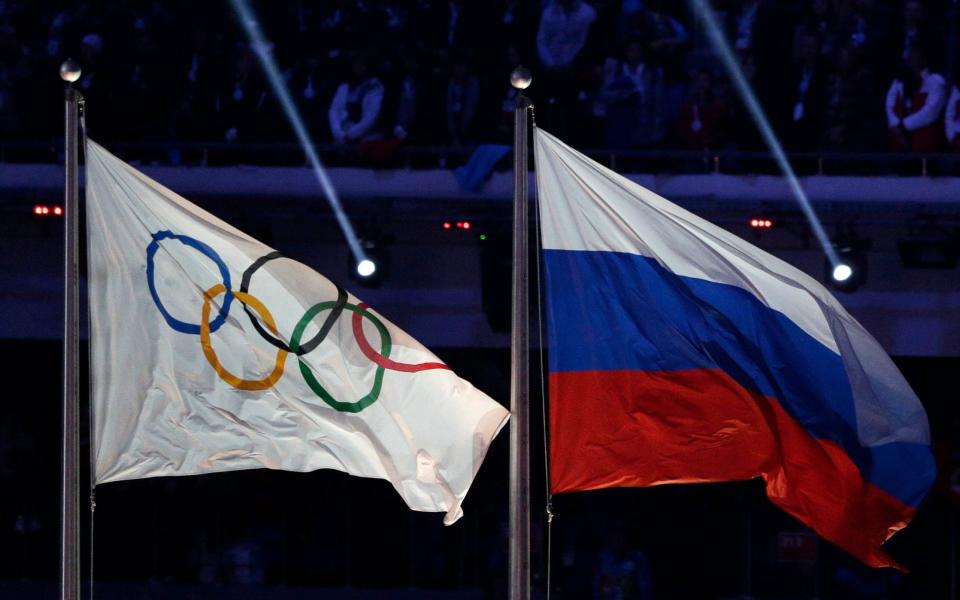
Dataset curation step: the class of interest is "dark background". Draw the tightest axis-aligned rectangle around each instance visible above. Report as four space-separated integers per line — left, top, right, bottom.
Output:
1 341 958 599
1 0 960 598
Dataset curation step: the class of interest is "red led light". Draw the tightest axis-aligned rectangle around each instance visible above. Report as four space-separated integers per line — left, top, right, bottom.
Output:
34 205 43 215
750 219 758 227
54 206 63 216
455 221 463 228
443 222 451 229
462 221 471 230
42 206 49 215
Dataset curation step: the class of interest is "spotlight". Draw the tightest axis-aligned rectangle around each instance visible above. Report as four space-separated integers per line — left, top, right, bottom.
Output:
356 259 376 278
349 238 389 287
832 263 853 282
825 246 867 292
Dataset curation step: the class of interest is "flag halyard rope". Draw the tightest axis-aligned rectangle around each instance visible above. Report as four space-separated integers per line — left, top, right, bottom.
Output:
530 110 554 600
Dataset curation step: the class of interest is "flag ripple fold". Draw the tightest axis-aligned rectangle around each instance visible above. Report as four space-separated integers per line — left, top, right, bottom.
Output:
87 140 508 523
535 128 934 568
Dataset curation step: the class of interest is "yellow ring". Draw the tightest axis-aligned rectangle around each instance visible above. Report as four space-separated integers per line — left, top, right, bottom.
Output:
200 284 288 390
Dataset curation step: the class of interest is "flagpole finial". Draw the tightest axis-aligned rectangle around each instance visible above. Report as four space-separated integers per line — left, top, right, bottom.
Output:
60 59 81 84
510 65 532 90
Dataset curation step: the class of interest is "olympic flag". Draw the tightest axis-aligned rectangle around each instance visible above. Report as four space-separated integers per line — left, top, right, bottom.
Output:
535 129 934 568
85 140 509 523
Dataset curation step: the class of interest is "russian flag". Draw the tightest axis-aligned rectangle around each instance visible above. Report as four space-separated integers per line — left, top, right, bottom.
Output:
535 129 935 569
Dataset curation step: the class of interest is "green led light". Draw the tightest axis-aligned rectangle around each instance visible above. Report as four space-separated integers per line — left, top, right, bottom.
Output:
479 234 486 241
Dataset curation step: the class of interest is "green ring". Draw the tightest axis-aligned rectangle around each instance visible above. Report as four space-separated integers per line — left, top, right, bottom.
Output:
290 301 392 413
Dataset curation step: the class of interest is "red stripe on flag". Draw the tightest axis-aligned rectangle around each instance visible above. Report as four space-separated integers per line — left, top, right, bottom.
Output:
549 368 916 570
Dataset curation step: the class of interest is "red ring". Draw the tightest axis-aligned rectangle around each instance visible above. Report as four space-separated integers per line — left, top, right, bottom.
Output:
352 303 451 373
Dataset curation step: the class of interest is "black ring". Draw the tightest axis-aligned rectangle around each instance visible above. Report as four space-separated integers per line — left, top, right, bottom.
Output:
239 252 347 356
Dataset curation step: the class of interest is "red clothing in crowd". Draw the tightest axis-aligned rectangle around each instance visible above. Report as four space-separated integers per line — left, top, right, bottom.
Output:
886 69 947 152
678 98 725 150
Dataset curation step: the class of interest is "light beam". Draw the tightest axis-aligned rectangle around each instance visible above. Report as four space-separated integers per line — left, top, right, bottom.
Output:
229 0 368 268
689 0 841 267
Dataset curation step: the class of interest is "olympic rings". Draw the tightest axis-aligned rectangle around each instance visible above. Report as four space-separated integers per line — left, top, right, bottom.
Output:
352 303 450 373
200 284 288 391
239 251 348 355
147 230 233 334
290 301 391 413
146 231 451 413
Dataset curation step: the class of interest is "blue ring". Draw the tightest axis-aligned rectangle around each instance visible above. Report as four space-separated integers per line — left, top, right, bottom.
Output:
146 230 233 334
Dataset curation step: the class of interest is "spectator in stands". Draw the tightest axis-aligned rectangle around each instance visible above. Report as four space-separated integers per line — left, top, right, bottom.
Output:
784 31 827 150
837 0 895 73
216 46 268 143
536 0 596 72
644 1 691 123
596 39 665 149
493 0 537 61
387 49 421 141
311 1 351 62
377 0 411 46
536 0 597 138
4 0 960 161
678 69 725 151
886 45 947 153
223 537 266 584
731 0 761 51
618 0 648 42
439 0 479 54
78 32 103 95
725 52 765 155
124 34 174 143
644 3 691 60
328 53 385 145
446 58 479 146
169 24 222 142
898 0 941 64
795 0 837 59
4 15 55 140
286 51 339 146
594 529 653 599
731 0 798 120
0 23 17 136
944 81 960 151
821 43 879 151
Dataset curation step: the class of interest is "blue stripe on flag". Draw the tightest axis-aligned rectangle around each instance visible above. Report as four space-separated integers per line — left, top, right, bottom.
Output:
544 249 934 507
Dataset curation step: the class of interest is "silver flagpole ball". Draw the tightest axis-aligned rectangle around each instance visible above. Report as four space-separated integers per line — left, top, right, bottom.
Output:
60 58 81 83
510 65 532 90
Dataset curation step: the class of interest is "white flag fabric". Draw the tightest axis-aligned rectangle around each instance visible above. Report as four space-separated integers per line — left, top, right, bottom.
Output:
86 140 508 523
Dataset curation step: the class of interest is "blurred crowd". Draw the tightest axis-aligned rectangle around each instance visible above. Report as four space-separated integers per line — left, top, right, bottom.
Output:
1 0 960 158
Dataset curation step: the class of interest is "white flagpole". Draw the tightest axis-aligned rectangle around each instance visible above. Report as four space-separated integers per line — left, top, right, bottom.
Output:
509 66 532 600
59 58 82 600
